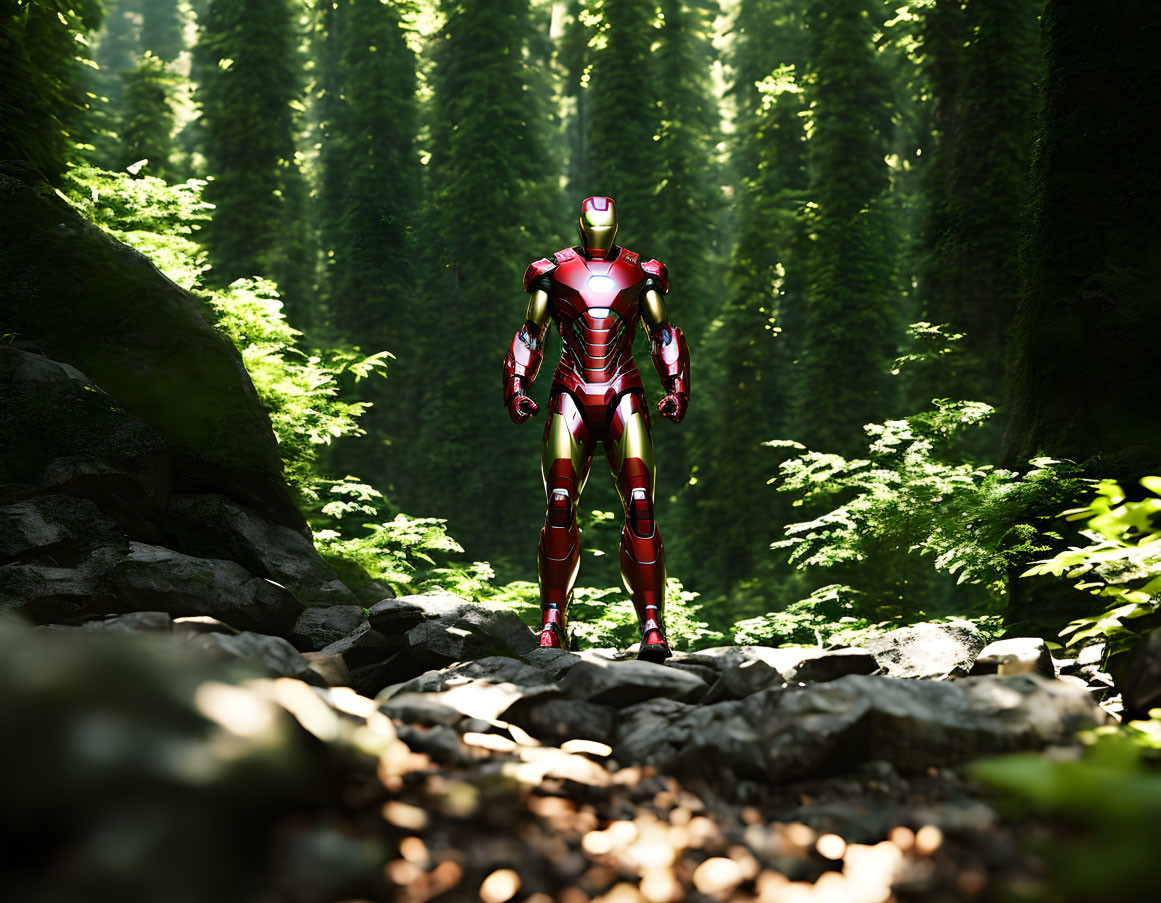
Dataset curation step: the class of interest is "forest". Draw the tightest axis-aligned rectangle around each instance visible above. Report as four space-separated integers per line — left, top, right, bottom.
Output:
2 0 1161 901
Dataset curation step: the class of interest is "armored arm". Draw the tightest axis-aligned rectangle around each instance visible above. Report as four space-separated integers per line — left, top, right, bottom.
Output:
640 259 690 423
503 258 555 423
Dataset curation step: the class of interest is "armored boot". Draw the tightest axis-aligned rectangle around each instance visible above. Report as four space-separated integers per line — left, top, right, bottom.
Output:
538 601 568 648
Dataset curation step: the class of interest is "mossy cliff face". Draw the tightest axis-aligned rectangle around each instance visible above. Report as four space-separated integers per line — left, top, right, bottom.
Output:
0 162 355 623
0 161 301 531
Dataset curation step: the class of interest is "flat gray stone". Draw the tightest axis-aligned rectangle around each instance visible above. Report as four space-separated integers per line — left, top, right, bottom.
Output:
971 637 1055 678
381 656 563 724
184 630 323 685
107 542 304 634
613 672 1107 785
558 658 710 707
864 622 986 679
290 605 369 651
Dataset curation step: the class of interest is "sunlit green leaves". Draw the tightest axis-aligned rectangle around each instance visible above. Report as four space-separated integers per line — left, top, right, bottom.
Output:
1022 478 1161 649
770 395 1087 612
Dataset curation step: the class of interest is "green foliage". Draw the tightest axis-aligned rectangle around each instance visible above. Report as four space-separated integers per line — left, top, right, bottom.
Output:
313 481 472 594
889 321 966 376
770 395 1087 614
204 279 392 497
972 711 1161 901
1023 478 1161 651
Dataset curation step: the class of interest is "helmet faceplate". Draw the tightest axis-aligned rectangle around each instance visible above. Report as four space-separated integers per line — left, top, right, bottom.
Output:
578 196 617 259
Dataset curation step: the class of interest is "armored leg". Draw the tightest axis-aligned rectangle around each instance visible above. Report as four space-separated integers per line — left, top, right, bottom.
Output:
606 392 669 661
538 392 595 648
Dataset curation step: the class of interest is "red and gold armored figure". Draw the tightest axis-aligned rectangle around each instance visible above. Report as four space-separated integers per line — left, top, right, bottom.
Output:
502 197 690 662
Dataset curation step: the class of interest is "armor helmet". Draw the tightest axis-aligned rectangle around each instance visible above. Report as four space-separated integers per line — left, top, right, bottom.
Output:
578 196 617 259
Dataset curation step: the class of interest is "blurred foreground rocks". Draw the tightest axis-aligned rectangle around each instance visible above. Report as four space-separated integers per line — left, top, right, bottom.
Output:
0 616 395 903
0 597 1126 903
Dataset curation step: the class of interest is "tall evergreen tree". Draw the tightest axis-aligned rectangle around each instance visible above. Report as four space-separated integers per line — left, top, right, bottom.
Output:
194 0 312 322
583 0 662 253
1005 0 1161 480
120 54 177 179
1004 0 1161 633
141 0 185 62
916 0 1039 426
675 0 810 605
645 0 726 580
794 0 898 456
559 0 593 197
319 0 420 339
0 0 106 183
316 0 424 498
411 0 559 568
651 0 724 345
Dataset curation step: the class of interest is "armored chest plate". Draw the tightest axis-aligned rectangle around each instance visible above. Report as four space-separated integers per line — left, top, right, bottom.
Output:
549 248 645 404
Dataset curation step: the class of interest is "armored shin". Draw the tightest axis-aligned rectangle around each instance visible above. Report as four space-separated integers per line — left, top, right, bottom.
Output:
617 457 669 659
538 458 581 648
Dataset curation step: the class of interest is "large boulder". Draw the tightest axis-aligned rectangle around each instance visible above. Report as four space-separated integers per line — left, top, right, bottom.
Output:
0 163 303 530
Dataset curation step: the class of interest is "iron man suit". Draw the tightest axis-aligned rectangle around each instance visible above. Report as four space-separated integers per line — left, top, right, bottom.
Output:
502 196 690 662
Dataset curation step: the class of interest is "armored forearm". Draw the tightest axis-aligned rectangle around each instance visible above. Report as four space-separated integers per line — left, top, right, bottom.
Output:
503 317 546 405
503 263 554 422
649 318 690 404
640 264 690 421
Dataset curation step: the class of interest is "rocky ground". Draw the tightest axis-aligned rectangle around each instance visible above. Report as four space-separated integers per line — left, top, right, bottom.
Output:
2 593 1143 903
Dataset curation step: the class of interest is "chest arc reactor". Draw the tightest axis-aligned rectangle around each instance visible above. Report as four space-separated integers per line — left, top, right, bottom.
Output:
585 274 618 293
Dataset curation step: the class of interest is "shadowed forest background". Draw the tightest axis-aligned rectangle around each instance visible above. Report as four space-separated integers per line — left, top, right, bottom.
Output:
4 0 1161 688
5 1 1161 901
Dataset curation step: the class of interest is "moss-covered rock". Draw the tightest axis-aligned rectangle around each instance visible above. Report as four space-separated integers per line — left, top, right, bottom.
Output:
0 162 302 531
